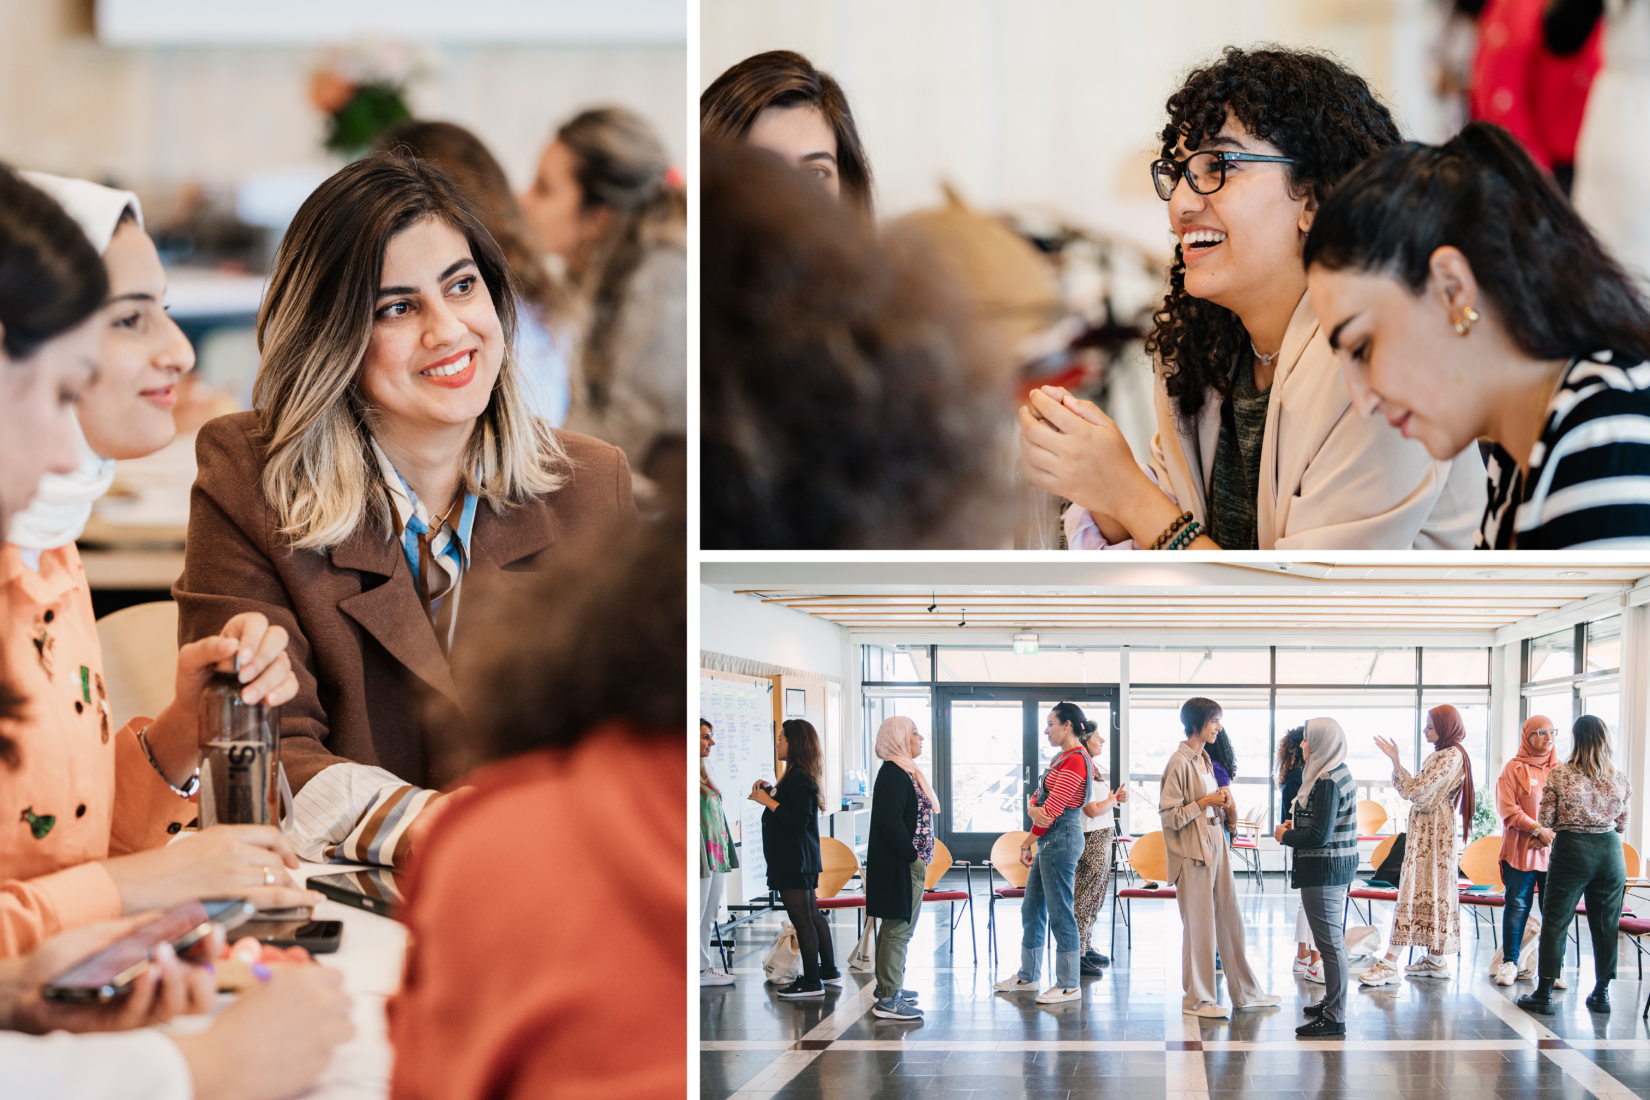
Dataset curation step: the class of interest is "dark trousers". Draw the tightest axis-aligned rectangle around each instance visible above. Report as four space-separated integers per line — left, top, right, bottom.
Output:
1538 831 1626 984
1500 861 1546 967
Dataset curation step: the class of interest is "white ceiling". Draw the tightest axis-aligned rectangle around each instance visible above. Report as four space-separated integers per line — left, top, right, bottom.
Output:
701 560 1650 640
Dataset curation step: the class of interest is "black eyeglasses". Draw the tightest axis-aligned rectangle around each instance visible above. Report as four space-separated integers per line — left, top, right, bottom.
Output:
1150 151 1296 201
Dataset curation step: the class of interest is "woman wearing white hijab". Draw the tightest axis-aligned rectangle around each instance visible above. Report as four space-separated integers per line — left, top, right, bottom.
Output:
0 173 315 962
1276 717 1359 1038
865 715 935 1021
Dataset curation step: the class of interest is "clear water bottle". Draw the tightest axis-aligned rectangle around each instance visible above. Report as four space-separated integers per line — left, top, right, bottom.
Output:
197 658 280 827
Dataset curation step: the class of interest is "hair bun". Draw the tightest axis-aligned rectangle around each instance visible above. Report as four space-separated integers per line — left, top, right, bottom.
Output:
1083 720 1099 735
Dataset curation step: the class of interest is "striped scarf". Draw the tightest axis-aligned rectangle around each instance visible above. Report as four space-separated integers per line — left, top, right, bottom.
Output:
369 438 478 652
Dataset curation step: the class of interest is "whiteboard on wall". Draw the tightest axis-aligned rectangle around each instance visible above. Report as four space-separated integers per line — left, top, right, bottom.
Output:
700 674 774 892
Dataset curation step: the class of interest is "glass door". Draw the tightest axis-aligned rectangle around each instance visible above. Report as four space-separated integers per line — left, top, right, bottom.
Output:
936 687 1119 864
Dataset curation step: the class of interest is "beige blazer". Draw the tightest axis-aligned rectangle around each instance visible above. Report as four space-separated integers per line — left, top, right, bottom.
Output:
1147 293 1485 549
1159 740 1219 884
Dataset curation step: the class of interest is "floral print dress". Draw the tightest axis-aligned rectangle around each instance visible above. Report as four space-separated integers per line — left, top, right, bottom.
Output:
1389 747 1465 953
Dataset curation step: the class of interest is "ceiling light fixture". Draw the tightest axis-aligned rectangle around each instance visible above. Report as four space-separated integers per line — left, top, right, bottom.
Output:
928 593 938 613
1557 571 1589 579
958 609 967 628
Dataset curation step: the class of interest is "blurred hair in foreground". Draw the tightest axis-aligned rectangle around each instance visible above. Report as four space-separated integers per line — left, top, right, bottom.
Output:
700 140 1013 549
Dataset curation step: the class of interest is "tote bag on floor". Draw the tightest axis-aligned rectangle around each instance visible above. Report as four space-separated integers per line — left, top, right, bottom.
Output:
763 921 802 984
848 919 878 971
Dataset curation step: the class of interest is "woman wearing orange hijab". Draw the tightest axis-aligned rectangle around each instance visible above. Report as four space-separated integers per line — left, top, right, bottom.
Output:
1493 716 1558 985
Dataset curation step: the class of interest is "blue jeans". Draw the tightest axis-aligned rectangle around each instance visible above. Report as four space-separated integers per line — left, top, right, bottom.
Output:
1501 861 1546 966
1019 820 1083 988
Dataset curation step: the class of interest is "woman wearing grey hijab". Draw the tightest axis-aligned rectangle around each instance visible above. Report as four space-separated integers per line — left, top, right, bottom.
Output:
1276 718 1359 1038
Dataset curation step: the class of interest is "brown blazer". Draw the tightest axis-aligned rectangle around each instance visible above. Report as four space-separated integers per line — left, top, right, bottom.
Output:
174 412 636 794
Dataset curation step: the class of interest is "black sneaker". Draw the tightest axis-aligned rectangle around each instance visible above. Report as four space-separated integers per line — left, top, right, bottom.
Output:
776 978 825 1000
818 969 844 985
1303 1002 1324 1018
1516 992 1556 1016
1080 956 1106 977
1296 1018 1346 1038
1083 950 1110 966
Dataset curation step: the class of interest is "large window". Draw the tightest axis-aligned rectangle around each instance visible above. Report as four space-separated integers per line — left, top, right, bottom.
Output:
1522 616 1622 758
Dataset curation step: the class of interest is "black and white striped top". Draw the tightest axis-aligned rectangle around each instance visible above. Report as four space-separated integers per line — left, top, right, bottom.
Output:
1478 351 1650 549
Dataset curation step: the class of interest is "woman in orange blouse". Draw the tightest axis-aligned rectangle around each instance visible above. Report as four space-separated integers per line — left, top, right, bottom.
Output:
1493 715 1558 985
0 174 317 958
387 511 684 1100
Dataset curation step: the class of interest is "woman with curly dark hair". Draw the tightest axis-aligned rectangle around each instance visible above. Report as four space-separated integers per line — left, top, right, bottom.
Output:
1020 46 1484 551
1304 121 1650 549
701 50 874 213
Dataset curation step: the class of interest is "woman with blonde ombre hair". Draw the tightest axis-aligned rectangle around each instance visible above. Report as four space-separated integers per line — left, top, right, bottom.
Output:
175 153 635 870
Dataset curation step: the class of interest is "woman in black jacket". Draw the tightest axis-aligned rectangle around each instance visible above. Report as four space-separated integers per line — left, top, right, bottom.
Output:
866 716 937 1022
750 719 837 999
1276 718 1359 1038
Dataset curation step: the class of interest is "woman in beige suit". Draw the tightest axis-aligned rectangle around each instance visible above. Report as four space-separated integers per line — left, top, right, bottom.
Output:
1159 698 1279 1017
1020 47 1482 551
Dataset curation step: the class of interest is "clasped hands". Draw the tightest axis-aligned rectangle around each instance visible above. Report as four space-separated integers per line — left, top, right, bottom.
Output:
1018 385 1152 524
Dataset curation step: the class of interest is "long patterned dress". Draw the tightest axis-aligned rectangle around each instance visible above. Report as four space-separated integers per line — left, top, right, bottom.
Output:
1389 747 1465 953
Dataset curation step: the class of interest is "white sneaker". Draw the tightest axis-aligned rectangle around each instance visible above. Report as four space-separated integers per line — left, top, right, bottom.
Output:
1185 1001 1230 1018
1036 985 1081 1004
701 968 736 987
1405 955 1450 978
1359 960 1401 987
993 976 1038 993
1555 977 1569 990
1304 963 1325 985
1292 956 1313 973
1493 962 1519 986
1237 994 1281 1009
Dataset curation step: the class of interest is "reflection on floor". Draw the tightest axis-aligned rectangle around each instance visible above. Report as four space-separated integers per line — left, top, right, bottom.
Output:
700 871 1650 1099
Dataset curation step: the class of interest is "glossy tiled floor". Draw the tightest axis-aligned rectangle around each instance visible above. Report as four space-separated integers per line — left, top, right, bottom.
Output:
700 872 1650 1099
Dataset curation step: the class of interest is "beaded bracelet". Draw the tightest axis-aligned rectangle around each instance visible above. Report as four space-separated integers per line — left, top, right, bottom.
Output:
1168 519 1204 551
1151 511 1194 550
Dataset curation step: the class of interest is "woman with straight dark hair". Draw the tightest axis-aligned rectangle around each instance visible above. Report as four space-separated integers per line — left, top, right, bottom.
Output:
176 153 634 872
750 718 838 1000
1518 715 1630 1015
994 702 1101 1004
1021 46 1482 551
1305 120 1650 548
701 50 874 212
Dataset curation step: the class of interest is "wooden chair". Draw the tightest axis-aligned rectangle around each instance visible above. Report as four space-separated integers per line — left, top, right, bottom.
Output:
1230 804 1264 892
921 839 977 964
815 836 868 935
1457 835 1506 947
1112 831 1175 952
1626 841 1641 880
1355 800 1389 842
985 831 1032 962
95 601 179 733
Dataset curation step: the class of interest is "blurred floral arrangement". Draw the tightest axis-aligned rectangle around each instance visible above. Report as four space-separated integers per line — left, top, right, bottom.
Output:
308 42 435 159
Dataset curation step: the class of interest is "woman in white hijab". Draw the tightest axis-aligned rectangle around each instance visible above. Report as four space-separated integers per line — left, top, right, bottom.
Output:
1275 717 1359 1038
0 173 316 964
865 715 936 1021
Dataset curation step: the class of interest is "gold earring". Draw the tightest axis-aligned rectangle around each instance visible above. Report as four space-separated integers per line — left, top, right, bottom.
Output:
1452 305 1480 336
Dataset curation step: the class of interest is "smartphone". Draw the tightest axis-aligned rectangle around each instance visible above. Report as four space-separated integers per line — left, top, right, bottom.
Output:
236 918 343 953
42 898 255 1003
308 869 403 918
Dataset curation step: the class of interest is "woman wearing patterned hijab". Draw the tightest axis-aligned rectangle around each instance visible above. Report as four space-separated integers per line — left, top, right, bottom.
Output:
1359 705 1472 987
866 716 935 1021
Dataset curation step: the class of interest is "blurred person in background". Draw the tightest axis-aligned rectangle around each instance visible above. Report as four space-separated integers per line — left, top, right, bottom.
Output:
1468 0 1602 195
701 49 875 214
1552 0 1650 289
1305 122 1650 549
175 154 636 872
1021 47 1484 552
1 170 317 960
0 164 351 1100
390 507 684 1099
699 717 738 987
520 107 685 489
377 120 573 427
701 140 1013 548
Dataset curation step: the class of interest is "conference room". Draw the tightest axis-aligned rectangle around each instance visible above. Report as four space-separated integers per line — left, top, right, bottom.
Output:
700 559 1650 1099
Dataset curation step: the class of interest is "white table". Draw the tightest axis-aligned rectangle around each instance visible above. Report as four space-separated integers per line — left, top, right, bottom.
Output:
164 860 404 1099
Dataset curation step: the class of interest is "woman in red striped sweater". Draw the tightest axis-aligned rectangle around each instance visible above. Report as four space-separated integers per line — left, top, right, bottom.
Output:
993 703 1095 1004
